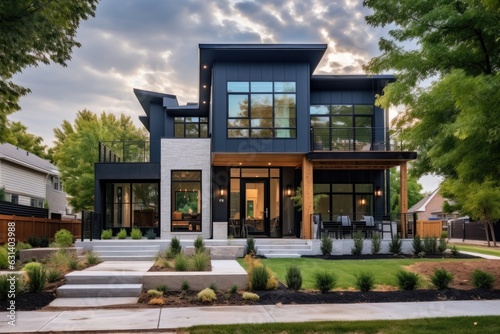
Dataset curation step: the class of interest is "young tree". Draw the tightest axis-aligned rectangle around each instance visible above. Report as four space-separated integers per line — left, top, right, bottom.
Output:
52 110 147 211
0 0 99 142
363 0 500 243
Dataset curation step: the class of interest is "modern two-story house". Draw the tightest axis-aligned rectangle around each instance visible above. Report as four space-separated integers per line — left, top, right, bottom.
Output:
94 44 416 240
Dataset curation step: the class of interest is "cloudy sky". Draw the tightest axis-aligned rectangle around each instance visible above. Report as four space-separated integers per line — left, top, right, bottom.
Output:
10 0 441 191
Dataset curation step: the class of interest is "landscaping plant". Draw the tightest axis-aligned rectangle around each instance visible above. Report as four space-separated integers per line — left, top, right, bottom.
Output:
194 235 206 254
46 268 62 283
320 235 333 256
101 229 113 239
0 248 8 269
351 232 364 255
423 237 437 254
68 258 79 270
14 242 32 259
28 235 49 248
181 280 190 291
147 289 164 298
395 270 419 291
313 271 337 293
438 238 448 254
198 288 217 302
148 297 164 305
250 265 270 291
388 236 402 254
130 227 142 239
450 245 459 256
156 285 169 293
85 251 100 265
430 268 454 290
25 262 47 293
145 229 157 239
0 274 23 300
54 229 73 247
354 271 375 292
371 232 381 255
471 269 495 289
117 228 127 239
229 284 238 294
208 283 218 293
412 235 423 256
169 237 182 257
242 292 259 301
285 264 302 290
191 252 210 271
245 237 256 255
174 253 189 271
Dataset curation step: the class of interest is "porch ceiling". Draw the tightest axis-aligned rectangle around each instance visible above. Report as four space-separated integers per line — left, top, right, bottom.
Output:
313 160 407 170
307 151 417 170
211 153 304 167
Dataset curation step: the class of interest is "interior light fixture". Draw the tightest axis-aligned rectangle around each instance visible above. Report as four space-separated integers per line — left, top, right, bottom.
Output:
360 196 366 205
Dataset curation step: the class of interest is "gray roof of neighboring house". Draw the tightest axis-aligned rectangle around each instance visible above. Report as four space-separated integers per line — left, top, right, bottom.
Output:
0 143 59 176
408 188 439 213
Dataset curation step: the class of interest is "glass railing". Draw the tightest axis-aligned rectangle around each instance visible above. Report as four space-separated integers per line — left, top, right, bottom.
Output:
98 141 151 163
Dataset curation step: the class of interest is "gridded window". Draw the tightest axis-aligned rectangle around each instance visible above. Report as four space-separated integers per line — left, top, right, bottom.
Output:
30 197 44 208
227 81 296 138
171 171 202 232
174 117 208 138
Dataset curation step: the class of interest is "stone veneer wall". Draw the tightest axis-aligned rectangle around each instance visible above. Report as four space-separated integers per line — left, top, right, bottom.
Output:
161 138 211 240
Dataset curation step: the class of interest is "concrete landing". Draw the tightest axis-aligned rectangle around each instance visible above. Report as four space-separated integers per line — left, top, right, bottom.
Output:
48 297 139 308
56 283 143 298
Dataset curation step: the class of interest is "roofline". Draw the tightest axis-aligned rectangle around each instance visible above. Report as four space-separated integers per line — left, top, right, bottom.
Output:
0 156 59 176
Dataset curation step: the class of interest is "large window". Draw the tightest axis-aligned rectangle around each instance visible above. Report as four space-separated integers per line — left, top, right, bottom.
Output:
174 117 208 138
314 183 373 221
171 171 202 232
227 81 296 138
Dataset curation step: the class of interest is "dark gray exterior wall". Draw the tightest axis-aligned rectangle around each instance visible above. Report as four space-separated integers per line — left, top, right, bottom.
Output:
211 62 311 153
149 103 166 163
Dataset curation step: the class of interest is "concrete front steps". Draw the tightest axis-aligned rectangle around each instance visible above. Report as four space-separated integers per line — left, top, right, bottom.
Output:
256 239 314 258
92 244 160 261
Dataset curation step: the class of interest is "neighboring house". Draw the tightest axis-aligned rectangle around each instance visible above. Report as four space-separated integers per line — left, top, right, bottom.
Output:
408 188 459 222
94 44 417 240
0 143 70 219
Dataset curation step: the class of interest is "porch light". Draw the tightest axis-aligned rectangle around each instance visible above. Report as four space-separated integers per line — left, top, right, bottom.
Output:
360 196 366 205
286 185 292 197
219 185 226 197
375 187 382 197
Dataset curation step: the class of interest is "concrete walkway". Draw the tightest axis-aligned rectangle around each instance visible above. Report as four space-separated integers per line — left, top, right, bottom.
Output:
2 300 500 332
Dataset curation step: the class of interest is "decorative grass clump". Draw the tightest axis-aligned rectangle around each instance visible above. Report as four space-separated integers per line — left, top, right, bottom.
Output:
130 228 142 239
0 248 8 269
68 258 79 270
86 251 100 265
242 292 259 301
46 268 62 283
285 264 303 290
26 262 46 293
147 289 164 298
181 280 190 291
117 229 127 239
430 268 454 290
354 271 376 292
48 249 75 272
101 229 113 239
148 297 164 305
229 284 238 294
54 229 73 247
395 270 419 291
313 271 337 293
191 252 210 271
156 285 169 293
472 269 495 289
198 288 217 302
320 235 333 256
438 238 448 254
174 253 189 271
0 274 23 300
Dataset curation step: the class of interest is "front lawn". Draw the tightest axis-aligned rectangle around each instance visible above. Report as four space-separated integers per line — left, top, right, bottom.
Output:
452 244 500 257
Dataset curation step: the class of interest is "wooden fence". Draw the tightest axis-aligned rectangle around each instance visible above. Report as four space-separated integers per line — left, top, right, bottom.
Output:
416 220 443 238
0 214 81 244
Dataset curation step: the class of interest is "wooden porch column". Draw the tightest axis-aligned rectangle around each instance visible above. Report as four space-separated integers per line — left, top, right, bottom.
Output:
400 162 408 238
302 156 313 239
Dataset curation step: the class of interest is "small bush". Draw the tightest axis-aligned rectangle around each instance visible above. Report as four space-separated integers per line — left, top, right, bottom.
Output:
48 249 73 271
156 285 169 293
438 238 448 254
147 289 164 298
191 252 210 271
266 271 279 290
26 263 46 292
145 229 157 239
354 271 376 292
320 235 333 256
148 297 164 305
229 284 238 294
23 261 41 272
371 232 381 255
250 265 269 291
313 271 337 293
47 268 62 283
174 253 189 271
450 245 459 256
0 274 23 300
351 232 364 255
285 264 303 290
68 258 79 270
86 251 100 265
130 228 142 239
242 292 259 301
54 229 73 247
0 248 8 269
169 237 182 256
430 268 454 290
423 237 437 254
441 231 448 239
412 236 423 255
101 229 113 239
396 270 419 290
117 229 127 239
245 237 256 255
198 288 217 302
389 236 402 254
15 242 32 259
181 280 190 291
28 235 49 248
194 236 206 254
472 269 495 289
208 283 218 293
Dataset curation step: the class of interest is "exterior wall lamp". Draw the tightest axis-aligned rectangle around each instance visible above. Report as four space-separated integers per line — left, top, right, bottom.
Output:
375 187 382 197
219 185 225 197
286 185 292 197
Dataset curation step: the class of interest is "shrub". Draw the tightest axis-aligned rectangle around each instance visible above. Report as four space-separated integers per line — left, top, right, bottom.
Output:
28 235 49 248
242 292 259 301
0 248 8 269
266 271 279 290
450 245 459 256
245 237 256 255
48 249 73 271
148 297 164 305
130 228 142 239
351 232 364 255
169 237 182 256
320 235 333 256
0 274 23 300
430 268 454 290
174 253 189 271
86 251 100 265
181 280 190 291
354 271 376 292
191 252 210 271
194 236 206 254
68 258 79 270
313 271 337 293
472 269 495 289
285 264 303 290
54 229 73 247
438 238 448 254
396 271 419 290
389 236 402 254
26 263 46 292
23 261 41 272
147 289 164 298
208 283 218 293
423 237 437 254
156 285 169 293
101 229 113 239
441 231 448 239
371 232 381 255
47 268 62 283
412 236 423 255
117 229 127 239
15 242 32 259
145 229 157 239
229 284 238 294
198 288 217 302
250 265 269 291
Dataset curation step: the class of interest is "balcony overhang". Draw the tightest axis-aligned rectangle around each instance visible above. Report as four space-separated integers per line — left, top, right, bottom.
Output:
307 151 417 170
212 153 304 167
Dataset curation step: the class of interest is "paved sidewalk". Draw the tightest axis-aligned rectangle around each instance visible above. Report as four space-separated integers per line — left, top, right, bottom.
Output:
2 300 500 332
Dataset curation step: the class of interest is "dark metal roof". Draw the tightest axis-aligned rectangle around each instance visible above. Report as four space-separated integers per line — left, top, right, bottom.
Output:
0 143 59 175
311 75 396 90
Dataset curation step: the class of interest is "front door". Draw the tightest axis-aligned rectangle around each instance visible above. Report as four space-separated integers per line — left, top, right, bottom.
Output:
241 179 269 236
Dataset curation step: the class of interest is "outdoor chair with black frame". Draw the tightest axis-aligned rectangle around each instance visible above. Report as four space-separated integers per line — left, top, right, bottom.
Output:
338 215 353 239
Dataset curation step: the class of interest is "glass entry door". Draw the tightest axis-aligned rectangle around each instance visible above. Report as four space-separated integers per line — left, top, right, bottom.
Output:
242 179 269 236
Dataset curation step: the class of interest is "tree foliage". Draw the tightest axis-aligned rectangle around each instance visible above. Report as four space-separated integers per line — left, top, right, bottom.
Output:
389 168 424 214
364 0 500 244
52 110 147 211
3 120 51 160
0 0 99 142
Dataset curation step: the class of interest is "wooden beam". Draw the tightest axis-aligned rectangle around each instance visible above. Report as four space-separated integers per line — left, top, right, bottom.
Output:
400 162 408 238
302 156 313 239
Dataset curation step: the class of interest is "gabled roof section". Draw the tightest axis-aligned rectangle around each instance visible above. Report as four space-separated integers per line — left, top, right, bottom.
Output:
0 143 59 175
409 188 440 213
134 88 179 131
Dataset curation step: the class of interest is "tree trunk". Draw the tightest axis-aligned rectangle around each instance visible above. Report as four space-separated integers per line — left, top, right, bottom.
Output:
484 221 491 247
487 221 497 247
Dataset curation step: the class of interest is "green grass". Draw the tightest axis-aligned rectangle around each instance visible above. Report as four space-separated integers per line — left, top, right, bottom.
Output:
186 316 500 334
451 245 500 257
238 258 468 290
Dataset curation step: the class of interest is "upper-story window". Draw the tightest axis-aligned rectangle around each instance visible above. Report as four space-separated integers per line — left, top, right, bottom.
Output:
227 81 296 138
174 117 208 138
52 176 63 191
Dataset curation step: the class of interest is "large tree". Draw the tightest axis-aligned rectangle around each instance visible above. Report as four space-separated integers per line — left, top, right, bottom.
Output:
0 0 99 142
363 0 500 243
52 110 147 211
3 120 51 160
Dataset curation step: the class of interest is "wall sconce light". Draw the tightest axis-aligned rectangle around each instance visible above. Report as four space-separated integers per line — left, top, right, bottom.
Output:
286 185 292 197
375 187 382 197
360 196 366 205
219 185 225 197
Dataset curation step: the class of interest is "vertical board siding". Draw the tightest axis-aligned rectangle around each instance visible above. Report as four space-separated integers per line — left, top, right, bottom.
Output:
416 220 443 238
